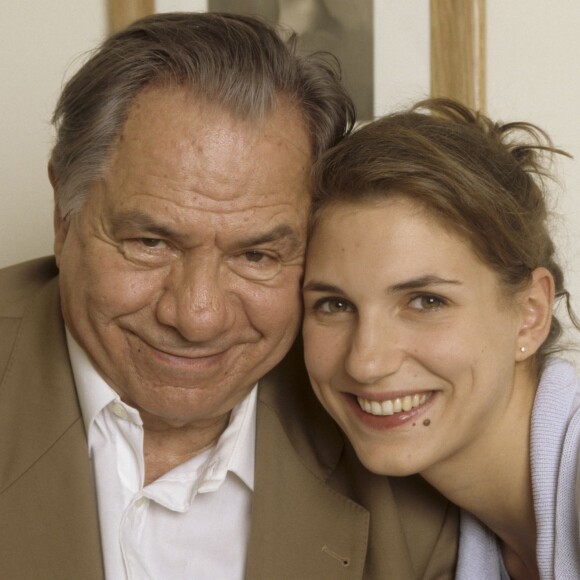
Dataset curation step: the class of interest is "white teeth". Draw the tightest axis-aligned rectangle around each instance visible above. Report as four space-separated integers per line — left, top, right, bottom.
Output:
357 393 430 417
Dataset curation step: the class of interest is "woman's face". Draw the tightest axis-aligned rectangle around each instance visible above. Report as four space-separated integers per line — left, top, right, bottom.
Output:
302 197 526 478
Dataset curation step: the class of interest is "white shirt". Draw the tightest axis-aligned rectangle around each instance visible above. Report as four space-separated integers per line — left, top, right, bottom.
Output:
67 332 256 580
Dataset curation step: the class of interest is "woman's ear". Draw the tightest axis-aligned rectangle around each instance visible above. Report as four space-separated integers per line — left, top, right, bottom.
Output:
516 267 555 360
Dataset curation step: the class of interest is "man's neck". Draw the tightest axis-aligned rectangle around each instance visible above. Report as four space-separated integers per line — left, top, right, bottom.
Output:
141 413 230 485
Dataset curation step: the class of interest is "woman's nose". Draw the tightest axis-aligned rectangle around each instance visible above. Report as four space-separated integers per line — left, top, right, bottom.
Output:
345 318 404 384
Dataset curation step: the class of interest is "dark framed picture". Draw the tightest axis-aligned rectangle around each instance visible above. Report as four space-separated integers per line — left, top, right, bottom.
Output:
208 0 374 119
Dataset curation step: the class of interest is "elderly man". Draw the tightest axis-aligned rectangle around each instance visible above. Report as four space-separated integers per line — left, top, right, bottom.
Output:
0 12 457 580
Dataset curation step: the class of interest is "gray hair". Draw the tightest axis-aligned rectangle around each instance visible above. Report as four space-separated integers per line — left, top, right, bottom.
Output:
50 11 355 216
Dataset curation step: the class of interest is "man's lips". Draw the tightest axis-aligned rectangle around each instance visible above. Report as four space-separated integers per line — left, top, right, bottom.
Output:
127 332 236 367
145 342 229 360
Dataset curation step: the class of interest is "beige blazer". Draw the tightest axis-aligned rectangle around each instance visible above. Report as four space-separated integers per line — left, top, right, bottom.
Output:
0 258 458 580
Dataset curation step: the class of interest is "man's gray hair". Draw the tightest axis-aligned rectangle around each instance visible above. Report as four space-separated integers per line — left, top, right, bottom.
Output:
50 11 356 217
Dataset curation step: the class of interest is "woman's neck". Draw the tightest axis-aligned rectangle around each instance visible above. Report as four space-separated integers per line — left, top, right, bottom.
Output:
422 367 539 578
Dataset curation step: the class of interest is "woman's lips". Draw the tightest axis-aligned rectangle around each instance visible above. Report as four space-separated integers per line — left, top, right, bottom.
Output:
345 390 436 429
357 392 432 415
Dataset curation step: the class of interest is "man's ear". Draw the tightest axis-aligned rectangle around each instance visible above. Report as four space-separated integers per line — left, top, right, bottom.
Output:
53 207 71 269
50 162 69 268
48 161 58 190
516 267 555 360
49 161 59 232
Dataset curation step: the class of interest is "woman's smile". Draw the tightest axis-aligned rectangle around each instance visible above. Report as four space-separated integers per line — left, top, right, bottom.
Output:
303 197 526 478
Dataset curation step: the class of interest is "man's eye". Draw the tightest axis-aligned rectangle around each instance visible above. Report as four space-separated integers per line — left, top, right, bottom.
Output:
409 294 447 311
244 251 267 262
120 237 175 267
228 251 281 281
139 238 164 248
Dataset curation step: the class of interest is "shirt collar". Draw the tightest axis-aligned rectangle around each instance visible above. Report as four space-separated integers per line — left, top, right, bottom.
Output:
66 329 123 437
202 384 256 492
66 329 256 497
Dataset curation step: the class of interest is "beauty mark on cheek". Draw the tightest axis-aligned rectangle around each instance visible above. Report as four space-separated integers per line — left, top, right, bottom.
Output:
413 418 432 428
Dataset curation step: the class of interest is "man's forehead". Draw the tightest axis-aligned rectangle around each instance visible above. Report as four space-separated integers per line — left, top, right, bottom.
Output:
104 86 313 203
120 86 311 155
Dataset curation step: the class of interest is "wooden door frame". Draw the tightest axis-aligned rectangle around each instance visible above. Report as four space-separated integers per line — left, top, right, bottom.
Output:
431 0 486 111
107 0 154 34
107 0 487 111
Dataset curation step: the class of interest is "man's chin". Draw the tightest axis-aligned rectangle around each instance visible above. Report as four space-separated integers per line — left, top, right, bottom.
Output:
124 383 249 430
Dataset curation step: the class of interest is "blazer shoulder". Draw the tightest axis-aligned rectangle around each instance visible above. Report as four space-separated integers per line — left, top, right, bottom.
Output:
0 257 59 384
0 256 58 318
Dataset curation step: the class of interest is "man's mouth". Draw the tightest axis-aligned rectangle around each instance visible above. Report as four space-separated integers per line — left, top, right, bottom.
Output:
128 330 233 360
356 392 432 416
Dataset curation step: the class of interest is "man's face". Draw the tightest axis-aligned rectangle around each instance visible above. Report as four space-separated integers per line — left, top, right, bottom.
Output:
54 87 311 428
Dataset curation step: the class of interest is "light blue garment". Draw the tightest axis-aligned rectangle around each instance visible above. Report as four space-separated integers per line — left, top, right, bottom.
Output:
455 358 580 579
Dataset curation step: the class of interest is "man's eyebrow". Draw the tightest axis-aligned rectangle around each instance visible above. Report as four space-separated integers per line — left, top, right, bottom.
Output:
109 210 180 239
388 275 462 293
110 212 302 250
237 224 302 249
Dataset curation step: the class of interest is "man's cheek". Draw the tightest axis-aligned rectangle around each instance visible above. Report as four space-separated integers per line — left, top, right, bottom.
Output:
88 270 160 314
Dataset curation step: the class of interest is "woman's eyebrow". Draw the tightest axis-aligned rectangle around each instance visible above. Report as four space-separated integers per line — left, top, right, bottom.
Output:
303 281 344 293
303 276 461 294
388 275 462 293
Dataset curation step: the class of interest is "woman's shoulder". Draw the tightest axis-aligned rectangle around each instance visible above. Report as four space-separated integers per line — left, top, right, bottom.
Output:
538 357 580 401
532 357 580 444
456 511 506 580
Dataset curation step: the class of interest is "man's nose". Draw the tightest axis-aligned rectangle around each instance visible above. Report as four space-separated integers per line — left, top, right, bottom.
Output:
156 257 235 342
344 317 404 384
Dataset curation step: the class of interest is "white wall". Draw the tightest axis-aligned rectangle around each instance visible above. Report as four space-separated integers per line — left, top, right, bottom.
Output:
375 0 580 359
1 1 579 355
0 1 106 268
487 0 580 358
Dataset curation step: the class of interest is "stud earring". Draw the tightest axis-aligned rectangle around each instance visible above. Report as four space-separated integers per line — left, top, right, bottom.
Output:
520 346 526 353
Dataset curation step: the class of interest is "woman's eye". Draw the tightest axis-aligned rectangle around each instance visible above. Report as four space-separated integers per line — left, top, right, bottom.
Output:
315 298 354 314
409 294 446 311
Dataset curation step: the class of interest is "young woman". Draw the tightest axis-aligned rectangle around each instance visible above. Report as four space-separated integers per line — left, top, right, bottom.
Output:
302 99 580 580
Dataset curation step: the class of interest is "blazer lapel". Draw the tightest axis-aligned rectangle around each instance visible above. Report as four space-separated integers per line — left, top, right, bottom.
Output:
0 276 104 579
246 341 423 580
246 393 370 579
